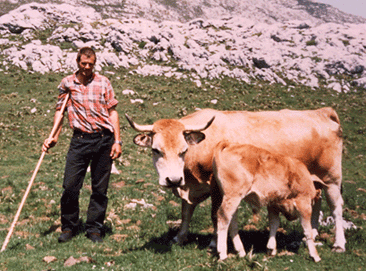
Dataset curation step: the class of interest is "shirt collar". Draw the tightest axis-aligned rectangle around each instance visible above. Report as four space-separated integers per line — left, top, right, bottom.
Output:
73 71 95 85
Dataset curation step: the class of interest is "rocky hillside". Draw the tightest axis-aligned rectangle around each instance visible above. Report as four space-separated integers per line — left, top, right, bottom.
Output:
1 0 365 24
0 1 365 91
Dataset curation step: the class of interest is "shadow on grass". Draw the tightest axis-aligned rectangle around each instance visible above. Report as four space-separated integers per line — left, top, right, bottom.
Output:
238 229 303 254
41 221 113 238
137 228 304 255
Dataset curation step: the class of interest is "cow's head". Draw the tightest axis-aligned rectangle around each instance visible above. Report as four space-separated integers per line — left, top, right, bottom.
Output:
125 114 214 187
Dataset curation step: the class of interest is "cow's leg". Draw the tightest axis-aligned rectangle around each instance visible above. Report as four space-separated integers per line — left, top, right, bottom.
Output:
267 206 280 256
217 196 242 260
311 195 322 239
173 200 197 245
297 198 321 262
323 182 346 252
229 210 246 257
318 142 345 252
209 178 223 251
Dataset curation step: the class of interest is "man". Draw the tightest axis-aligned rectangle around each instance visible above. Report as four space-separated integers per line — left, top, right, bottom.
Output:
43 47 122 243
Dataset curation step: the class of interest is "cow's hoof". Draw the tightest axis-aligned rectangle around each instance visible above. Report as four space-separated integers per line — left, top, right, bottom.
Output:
171 235 187 246
208 239 217 253
207 246 217 254
332 246 345 253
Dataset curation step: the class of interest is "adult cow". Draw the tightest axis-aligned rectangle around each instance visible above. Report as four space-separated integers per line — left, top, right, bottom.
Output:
125 107 345 252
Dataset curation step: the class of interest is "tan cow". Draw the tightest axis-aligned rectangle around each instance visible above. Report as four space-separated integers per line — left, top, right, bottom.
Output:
125 107 345 252
212 142 325 261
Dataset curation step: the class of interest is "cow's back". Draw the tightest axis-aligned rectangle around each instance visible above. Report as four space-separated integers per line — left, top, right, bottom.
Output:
180 108 342 185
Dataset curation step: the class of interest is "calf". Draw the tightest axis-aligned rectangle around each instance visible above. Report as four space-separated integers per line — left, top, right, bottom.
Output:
213 143 324 262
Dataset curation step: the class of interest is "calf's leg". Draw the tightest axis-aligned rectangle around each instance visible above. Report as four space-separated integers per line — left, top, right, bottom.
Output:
267 206 280 256
229 210 246 257
217 196 243 260
297 198 321 262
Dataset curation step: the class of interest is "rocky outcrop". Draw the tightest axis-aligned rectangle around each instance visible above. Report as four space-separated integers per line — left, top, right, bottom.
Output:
0 2 365 91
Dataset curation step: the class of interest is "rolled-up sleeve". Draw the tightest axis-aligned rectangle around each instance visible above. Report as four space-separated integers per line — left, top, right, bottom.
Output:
104 78 118 109
55 78 71 110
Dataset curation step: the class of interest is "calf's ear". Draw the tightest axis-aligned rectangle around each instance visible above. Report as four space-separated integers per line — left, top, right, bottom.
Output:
184 131 206 145
133 134 152 147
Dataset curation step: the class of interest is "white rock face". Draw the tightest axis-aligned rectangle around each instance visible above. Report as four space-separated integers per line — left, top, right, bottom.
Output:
5 0 363 24
0 2 365 91
0 3 101 32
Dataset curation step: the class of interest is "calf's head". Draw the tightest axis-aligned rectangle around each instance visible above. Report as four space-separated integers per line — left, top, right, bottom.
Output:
125 114 214 187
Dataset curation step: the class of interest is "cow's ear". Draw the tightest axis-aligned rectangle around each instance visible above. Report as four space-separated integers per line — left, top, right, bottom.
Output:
133 134 152 147
184 131 206 145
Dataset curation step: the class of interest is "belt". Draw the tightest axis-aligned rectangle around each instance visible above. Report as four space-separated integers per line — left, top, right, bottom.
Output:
73 129 113 139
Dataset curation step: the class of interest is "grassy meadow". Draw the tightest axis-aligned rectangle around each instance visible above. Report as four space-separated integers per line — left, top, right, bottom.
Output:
0 67 365 270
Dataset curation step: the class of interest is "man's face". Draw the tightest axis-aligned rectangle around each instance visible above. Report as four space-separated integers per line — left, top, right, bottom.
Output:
77 54 96 78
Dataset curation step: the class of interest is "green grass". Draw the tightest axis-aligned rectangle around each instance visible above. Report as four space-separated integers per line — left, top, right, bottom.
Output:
0 67 365 270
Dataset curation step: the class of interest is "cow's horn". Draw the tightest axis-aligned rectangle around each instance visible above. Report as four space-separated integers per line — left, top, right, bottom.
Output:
125 114 154 132
184 116 215 132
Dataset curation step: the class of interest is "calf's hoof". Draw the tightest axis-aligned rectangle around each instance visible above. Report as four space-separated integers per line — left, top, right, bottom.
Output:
218 253 228 261
312 255 321 262
237 250 246 258
332 246 345 253
267 248 277 256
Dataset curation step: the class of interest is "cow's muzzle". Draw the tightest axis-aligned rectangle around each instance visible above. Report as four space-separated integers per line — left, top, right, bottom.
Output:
165 176 183 187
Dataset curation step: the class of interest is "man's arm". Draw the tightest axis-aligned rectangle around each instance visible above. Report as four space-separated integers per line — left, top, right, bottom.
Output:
109 107 122 159
42 109 64 152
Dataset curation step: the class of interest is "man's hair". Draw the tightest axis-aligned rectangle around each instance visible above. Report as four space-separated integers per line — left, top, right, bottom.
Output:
77 47 96 63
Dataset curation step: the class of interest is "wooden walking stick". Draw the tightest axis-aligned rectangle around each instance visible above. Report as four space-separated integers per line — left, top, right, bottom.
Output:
1 93 70 252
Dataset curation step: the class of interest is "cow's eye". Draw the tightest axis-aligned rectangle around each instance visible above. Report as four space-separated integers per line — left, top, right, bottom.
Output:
179 149 188 158
152 148 162 156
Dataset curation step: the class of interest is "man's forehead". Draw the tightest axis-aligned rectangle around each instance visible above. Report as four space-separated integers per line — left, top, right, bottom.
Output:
79 54 96 62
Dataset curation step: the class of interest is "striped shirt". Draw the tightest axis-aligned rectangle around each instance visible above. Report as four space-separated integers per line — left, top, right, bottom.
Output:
56 72 118 133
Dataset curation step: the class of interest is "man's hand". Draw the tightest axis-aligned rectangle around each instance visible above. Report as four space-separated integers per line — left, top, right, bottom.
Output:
42 108 64 153
110 143 122 159
42 137 57 152
108 107 122 160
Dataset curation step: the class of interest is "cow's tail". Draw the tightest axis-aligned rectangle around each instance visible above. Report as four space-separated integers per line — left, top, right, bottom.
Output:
321 107 340 124
311 174 328 204
319 107 343 138
311 174 328 189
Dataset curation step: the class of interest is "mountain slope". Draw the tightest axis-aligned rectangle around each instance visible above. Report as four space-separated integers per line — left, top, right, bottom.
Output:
0 0 365 24
0 1 365 92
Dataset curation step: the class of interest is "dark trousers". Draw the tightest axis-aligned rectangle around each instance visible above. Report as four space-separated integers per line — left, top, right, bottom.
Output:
61 130 114 234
